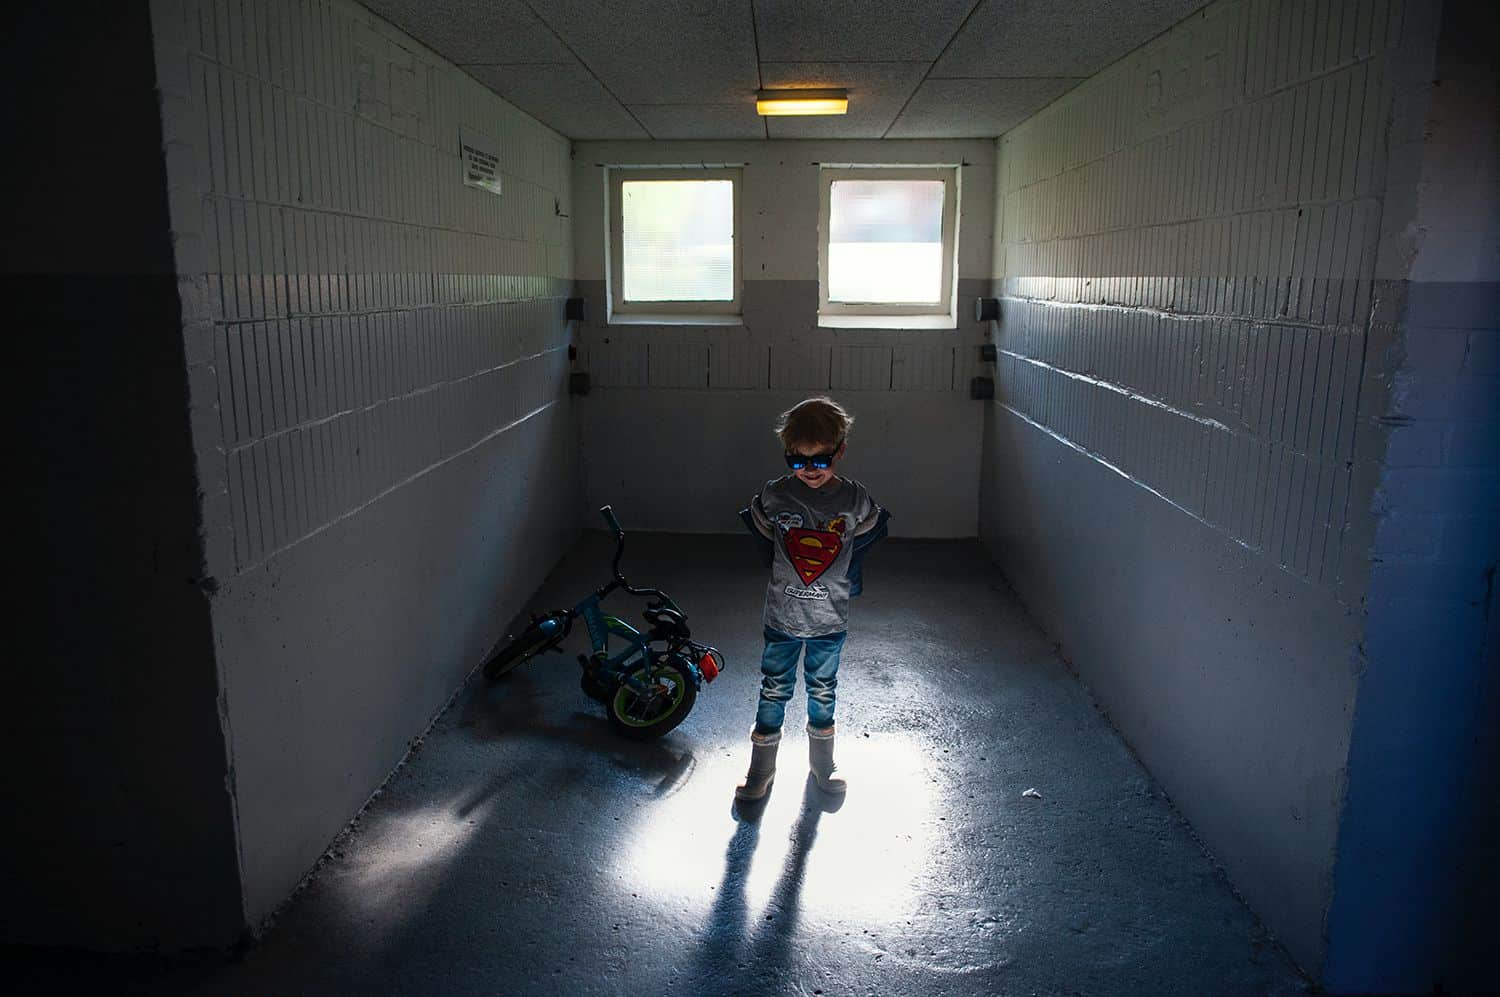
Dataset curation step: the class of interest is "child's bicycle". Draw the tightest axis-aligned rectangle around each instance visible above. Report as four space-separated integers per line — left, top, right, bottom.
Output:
481 505 726 740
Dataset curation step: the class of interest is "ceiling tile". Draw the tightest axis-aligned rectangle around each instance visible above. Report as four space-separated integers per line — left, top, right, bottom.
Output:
933 0 1207 78
467 64 648 139
754 0 978 62
760 62 928 139
525 1 760 104
361 0 573 65
885 77 1079 138
628 104 766 140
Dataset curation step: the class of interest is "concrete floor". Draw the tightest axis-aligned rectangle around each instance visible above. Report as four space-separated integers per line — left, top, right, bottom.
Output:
17 534 1310 995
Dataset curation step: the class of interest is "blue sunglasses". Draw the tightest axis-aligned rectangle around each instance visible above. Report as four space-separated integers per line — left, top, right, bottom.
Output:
784 444 842 470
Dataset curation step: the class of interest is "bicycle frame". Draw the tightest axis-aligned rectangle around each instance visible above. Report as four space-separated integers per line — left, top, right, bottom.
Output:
525 586 686 695
514 506 719 698
575 592 656 688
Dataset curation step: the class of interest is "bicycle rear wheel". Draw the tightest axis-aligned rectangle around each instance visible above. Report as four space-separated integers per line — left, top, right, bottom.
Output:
482 615 566 681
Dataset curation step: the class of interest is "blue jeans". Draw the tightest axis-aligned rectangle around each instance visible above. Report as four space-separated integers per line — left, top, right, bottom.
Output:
754 626 847 735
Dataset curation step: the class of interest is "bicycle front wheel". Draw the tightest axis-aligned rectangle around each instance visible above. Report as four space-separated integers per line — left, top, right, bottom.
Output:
482 616 565 681
607 655 697 740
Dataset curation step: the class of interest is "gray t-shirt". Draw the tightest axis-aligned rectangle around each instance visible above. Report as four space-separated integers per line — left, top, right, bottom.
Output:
751 475 879 638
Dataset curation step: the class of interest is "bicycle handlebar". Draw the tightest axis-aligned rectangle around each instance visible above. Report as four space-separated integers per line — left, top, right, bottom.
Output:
600 504 629 586
594 504 681 612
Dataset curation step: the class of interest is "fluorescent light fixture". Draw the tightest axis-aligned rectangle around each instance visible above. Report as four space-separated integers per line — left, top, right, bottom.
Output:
756 88 848 116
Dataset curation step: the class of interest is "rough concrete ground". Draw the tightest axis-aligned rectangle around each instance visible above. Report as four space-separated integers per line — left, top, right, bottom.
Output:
15 534 1310 995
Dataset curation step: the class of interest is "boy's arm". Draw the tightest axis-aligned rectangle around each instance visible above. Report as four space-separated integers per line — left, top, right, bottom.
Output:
748 493 776 539
851 491 882 536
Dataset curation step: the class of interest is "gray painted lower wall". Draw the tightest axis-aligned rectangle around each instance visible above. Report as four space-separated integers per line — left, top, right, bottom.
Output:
11 277 247 952
217 397 581 925
1324 281 1500 993
578 387 981 537
979 401 1361 970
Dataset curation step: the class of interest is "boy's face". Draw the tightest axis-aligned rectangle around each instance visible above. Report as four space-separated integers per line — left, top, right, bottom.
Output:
788 439 845 489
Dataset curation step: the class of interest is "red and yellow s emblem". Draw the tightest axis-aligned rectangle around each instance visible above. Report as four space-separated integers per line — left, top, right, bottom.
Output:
784 520 845 585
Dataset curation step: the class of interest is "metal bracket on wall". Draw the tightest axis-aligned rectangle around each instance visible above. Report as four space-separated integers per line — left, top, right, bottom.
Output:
979 343 997 362
565 297 586 322
974 297 1000 323
969 376 994 400
569 372 591 396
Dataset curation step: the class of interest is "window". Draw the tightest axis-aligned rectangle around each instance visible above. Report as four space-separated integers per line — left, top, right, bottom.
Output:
818 166 958 325
608 167 742 320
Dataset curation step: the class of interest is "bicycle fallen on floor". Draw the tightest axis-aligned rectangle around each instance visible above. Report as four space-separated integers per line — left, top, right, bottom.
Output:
481 505 726 739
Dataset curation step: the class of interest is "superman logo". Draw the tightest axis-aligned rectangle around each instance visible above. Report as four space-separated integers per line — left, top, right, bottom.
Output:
785 528 843 585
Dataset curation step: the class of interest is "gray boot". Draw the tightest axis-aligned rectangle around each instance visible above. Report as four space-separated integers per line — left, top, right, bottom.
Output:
734 728 781 800
808 722 846 794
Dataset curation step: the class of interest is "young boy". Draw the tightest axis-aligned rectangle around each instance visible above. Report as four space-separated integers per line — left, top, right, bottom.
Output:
736 397 883 801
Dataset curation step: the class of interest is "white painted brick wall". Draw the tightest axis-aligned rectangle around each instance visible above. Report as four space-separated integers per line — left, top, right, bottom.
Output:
981 0 1440 977
986 0 1497 985
151 0 573 575
992 0 1409 598
148 0 579 928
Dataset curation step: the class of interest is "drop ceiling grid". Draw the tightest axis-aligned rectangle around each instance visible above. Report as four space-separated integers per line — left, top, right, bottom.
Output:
359 0 1217 140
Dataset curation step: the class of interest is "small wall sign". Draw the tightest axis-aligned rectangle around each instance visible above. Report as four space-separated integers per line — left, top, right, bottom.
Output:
460 127 503 196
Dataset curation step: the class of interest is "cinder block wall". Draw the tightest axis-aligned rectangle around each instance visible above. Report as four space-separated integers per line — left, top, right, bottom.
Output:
982 0 1410 978
569 140 995 537
6 2 243 952
1324 0 1499 989
151 0 579 931
982 0 1496 987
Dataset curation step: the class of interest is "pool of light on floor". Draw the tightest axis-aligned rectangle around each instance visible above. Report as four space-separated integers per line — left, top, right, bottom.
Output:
610 731 939 926
333 792 498 949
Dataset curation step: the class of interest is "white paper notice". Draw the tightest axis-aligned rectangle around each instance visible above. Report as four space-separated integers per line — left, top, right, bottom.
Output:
460 127 503 196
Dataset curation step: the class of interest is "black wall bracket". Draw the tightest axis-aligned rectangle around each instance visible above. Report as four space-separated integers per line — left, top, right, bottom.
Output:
974 297 1001 322
969 376 995 400
980 343 998 362
565 297 586 322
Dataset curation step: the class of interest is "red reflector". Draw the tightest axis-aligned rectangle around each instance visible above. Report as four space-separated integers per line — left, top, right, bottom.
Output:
698 652 720 682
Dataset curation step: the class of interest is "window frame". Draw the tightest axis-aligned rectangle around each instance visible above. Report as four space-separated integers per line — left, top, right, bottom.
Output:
607 166 743 320
817 165 959 321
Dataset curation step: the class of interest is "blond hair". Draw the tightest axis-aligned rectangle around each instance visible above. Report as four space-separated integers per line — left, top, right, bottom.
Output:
775 396 854 450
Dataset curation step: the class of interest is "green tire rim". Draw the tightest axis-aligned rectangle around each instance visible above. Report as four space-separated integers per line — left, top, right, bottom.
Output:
612 667 686 727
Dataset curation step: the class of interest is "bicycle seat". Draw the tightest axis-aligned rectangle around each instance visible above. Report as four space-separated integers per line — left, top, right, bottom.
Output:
643 605 690 638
